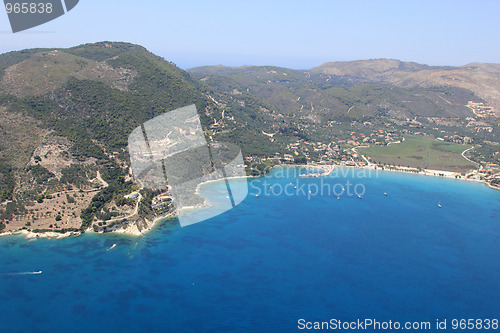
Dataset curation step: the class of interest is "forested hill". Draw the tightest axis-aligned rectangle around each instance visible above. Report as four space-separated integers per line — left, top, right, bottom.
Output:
0 42 220 231
0 42 211 149
0 42 290 232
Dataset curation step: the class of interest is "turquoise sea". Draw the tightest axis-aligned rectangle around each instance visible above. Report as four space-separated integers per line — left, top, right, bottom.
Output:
1 167 499 332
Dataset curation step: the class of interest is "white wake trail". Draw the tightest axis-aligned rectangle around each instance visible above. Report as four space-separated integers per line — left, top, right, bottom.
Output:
0 270 43 276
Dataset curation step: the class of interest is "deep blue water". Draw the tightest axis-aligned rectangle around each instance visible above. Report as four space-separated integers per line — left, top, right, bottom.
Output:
1 167 499 332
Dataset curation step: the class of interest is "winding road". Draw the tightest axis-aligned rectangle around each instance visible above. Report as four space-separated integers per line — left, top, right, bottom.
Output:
461 146 478 166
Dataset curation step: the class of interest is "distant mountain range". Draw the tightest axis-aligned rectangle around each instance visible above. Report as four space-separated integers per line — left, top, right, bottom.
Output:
313 59 500 114
189 59 500 119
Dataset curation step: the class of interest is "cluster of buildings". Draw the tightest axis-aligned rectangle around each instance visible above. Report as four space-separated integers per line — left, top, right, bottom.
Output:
480 164 500 180
465 117 494 132
442 134 473 144
466 164 500 189
151 193 171 210
281 127 403 162
466 101 496 118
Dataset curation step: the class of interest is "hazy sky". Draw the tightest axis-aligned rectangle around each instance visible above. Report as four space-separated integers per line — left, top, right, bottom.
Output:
1 0 499 69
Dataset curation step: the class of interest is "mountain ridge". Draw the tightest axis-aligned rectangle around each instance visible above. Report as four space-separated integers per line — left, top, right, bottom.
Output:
189 58 500 118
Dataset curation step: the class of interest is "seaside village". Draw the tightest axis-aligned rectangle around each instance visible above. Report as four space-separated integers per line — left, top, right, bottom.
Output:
259 126 407 166
243 124 500 189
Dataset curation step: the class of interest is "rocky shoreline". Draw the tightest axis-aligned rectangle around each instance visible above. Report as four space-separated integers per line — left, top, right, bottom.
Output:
0 211 177 239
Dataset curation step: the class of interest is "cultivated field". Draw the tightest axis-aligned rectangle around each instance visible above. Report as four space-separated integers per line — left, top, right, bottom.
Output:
358 135 476 173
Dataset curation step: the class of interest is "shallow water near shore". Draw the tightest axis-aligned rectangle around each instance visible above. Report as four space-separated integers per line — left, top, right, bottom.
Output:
1 167 499 332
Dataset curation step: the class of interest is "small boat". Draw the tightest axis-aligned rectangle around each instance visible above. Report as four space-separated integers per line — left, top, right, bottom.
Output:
255 194 259 198
438 203 442 208
337 196 340 200
358 195 363 199
384 192 388 196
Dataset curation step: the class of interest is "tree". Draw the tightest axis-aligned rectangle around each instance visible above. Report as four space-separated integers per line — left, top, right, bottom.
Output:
66 194 75 204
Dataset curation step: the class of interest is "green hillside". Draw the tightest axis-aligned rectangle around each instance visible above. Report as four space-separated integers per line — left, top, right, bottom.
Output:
0 42 215 231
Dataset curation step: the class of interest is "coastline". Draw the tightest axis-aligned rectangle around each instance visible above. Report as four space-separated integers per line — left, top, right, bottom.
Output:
275 162 499 192
368 164 496 188
1 162 497 239
0 229 81 239
113 211 178 236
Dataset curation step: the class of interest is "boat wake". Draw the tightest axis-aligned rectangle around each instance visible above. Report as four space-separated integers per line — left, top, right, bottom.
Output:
0 270 43 276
